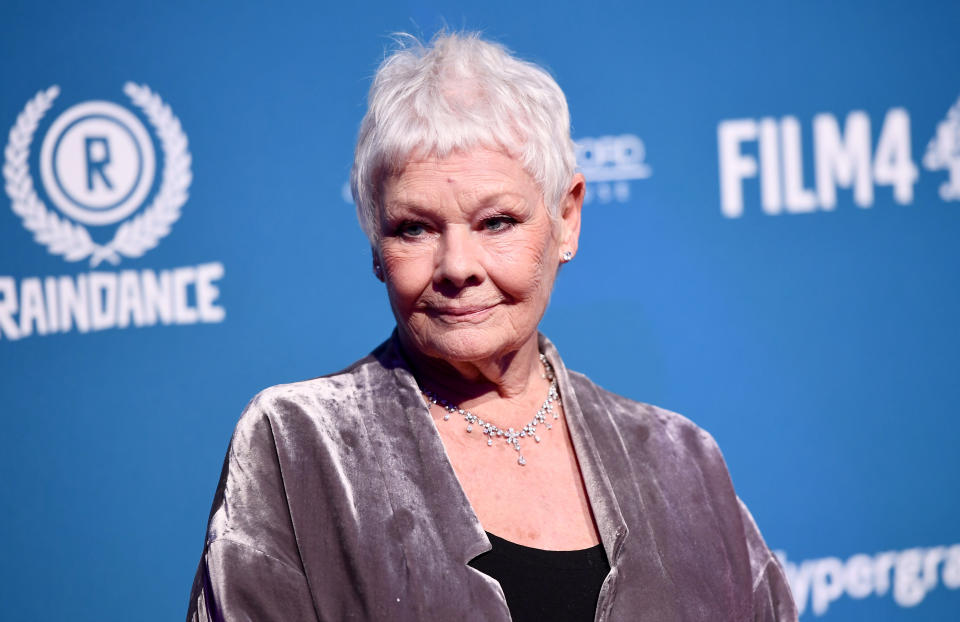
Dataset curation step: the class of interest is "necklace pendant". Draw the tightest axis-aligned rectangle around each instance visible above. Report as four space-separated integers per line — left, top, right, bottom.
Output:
423 356 560 467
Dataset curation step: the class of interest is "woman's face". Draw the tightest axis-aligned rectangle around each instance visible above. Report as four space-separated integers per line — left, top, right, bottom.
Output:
377 148 581 365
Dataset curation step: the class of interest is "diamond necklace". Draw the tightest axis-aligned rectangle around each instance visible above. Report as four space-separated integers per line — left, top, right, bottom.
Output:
422 354 560 467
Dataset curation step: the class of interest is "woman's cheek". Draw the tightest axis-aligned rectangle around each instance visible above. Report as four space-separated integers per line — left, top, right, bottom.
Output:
381 245 434 303
488 250 546 300
508 227 551 261
382 242 431 272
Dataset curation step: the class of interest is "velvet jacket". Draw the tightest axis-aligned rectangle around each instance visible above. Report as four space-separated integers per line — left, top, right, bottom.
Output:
187 334 798 621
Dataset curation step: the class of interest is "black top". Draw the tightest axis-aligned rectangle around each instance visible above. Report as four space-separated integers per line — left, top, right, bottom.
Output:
467 532 611 621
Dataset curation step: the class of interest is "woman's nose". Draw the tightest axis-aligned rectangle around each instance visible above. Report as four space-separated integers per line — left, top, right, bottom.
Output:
434 226 483 288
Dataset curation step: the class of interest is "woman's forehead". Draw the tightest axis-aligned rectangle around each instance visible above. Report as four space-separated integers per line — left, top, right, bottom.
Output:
386 150 538 197
399 147 524 174
384 190 534 219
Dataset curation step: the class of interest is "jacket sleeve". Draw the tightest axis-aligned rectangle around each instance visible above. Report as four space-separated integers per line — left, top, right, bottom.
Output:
186 396 320 622
738 498 798 622
188 539 318 622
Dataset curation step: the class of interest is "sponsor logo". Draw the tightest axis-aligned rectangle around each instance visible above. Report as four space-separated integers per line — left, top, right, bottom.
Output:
576 134 652 205
923 94 960 201
717 94 960 217
4 83 191 265
0 264 225 339
778 543 960 616
339 133 653 208
1 84 224 341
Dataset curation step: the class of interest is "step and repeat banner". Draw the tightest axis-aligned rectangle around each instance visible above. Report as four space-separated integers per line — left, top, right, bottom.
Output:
2 1 958 620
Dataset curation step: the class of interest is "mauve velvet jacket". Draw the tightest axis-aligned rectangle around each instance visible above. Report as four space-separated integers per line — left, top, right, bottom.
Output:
187 334 798 621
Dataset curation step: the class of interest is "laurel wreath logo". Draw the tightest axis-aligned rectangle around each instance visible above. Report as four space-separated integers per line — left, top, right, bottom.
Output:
2 82 192 266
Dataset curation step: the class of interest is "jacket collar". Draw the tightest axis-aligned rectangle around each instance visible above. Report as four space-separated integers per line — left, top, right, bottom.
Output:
373 330 629 568
538 333 629 564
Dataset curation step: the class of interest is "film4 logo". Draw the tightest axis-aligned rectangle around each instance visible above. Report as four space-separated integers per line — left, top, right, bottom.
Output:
717 94 960 217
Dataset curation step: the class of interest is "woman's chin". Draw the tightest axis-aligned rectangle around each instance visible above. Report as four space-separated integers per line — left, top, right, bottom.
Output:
407 325 524 364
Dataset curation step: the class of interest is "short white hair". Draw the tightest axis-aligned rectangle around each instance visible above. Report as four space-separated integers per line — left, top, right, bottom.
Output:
351 32 576 244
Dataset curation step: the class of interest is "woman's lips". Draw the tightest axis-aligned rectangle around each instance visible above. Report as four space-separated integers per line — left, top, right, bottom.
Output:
425 303 498 321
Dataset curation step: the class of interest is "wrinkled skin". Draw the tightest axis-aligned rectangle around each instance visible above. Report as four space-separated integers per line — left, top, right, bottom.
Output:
375 147 583 395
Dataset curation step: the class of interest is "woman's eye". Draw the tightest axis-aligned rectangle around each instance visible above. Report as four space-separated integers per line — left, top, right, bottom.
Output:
483 216 515 232
398 222 426 237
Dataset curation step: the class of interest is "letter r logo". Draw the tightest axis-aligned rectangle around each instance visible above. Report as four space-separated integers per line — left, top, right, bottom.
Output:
84 135 113 191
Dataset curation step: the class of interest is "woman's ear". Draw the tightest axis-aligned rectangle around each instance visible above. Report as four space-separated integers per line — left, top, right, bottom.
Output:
371 247 385 282
558 173 585 260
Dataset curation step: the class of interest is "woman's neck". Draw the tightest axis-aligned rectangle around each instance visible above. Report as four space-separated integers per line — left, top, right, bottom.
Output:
397 331 546 405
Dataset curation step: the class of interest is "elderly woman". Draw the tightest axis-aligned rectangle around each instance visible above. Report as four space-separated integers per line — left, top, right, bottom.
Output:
188 33 797 622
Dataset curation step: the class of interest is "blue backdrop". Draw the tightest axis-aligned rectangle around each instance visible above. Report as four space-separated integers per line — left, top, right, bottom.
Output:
2 1 958 620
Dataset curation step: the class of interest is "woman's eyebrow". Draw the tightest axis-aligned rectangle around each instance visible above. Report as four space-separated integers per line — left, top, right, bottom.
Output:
382 200 434 217
385 192 528 215
476 191 524 203
467 191 530 212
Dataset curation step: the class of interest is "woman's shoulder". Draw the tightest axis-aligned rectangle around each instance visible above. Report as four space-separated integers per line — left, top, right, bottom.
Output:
232 350 386 436
564 369 724 458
